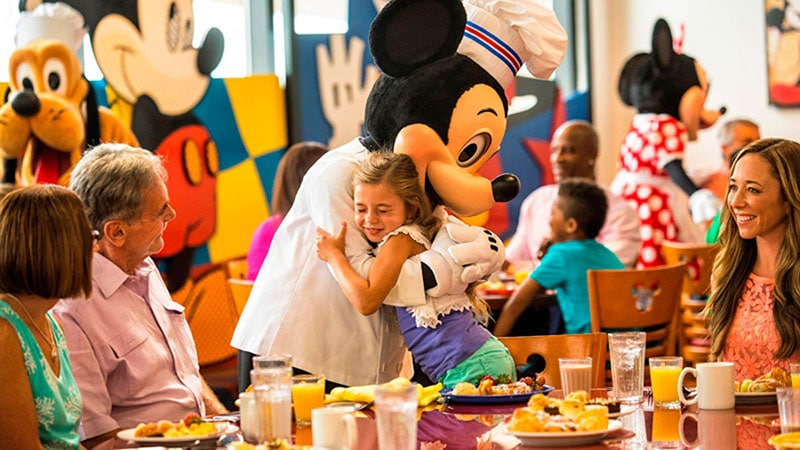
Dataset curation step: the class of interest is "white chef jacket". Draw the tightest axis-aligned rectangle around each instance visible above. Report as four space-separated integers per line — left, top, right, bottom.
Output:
231 139 423 386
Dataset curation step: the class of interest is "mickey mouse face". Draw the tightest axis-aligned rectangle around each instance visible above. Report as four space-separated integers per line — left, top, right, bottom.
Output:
89 0 220 115
365 0 518 216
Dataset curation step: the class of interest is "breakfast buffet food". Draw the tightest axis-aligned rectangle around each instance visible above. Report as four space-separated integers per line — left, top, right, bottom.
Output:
735 367 791 393
451 375 546 396
508 391 609 433
134 414 217 438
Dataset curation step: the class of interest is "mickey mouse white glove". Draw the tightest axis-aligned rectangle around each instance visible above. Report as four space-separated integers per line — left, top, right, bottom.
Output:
688 189 722 223
420 217 505 297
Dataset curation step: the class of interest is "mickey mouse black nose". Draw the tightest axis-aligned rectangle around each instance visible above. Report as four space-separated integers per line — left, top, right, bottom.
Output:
492 173 520 202
10 91 41 117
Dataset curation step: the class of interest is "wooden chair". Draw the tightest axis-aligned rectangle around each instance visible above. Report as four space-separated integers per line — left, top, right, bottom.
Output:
228 278 254 317
661 242 721 366
226 257 249 280
174 265 241 400
498 333 608 389
587 264 685 378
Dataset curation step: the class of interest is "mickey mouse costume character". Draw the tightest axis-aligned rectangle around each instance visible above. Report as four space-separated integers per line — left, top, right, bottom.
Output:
611 18 724 268
231 0 566 389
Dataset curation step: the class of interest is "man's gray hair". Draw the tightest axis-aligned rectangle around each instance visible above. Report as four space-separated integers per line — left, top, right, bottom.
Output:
70 143 166 233
717 118 760 146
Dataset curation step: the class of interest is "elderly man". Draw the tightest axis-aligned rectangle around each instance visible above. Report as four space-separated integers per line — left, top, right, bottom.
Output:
701 118 761 200
53 144 226 448
506 120 641 269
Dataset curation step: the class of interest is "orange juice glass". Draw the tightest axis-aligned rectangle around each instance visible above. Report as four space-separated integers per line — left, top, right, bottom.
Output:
292 374 325 426
650 356 683 409
791 363 800 388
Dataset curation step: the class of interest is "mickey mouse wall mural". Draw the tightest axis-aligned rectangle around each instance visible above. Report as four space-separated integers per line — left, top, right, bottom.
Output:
31 0 225 291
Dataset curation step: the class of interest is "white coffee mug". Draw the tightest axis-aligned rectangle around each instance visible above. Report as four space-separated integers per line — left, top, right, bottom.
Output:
312 405 357 450
678 361 735 410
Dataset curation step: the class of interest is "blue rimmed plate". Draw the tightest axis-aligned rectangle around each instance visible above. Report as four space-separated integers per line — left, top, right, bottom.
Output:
441 385 554 404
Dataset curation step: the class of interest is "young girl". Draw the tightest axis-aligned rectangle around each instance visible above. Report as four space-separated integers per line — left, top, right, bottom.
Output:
316 151 515 388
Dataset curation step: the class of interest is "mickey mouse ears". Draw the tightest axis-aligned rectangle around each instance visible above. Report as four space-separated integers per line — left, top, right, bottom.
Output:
369 0 466 77
16 2 85 52
457 0 568 88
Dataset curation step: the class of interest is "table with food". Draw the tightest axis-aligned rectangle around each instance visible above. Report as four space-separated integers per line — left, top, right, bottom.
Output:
111 367 800 449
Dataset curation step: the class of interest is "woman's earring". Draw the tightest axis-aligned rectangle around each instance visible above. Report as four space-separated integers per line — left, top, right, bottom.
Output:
587 158 595 166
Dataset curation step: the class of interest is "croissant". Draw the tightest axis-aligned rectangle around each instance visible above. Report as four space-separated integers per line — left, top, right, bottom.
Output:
747 367 791 392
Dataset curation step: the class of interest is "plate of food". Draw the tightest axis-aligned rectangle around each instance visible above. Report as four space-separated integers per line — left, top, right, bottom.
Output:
587 401 635 419
507 390 624 445
476 280 516 296
769 431 800 449
117 415 233 444
441 376 553 404
509 419 623 447
734 367 789 405
735 391 778 405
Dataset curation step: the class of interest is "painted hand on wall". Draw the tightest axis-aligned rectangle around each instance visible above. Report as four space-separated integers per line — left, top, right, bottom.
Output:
315 34 379 148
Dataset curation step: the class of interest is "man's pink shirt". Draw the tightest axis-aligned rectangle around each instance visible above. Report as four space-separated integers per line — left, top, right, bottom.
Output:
53 253 204 438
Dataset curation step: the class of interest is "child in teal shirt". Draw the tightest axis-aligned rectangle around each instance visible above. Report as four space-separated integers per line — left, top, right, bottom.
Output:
495 179 624 335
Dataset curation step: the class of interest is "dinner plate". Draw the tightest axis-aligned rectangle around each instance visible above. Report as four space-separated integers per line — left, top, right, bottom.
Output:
117 422 234 443
735 391 778 405
479 287 515 296
509 419 623 447
608 405 637 419
769 431 800 448
441 385 554 404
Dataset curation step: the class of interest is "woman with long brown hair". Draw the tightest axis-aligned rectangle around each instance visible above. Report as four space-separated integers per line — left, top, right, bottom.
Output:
706 138 800 381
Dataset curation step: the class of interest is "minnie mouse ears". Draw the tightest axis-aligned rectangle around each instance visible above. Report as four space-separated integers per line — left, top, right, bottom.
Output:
370 0 567 88
618 18 700 110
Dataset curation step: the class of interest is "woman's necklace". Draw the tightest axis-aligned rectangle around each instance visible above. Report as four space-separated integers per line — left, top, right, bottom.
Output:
5 293 57 360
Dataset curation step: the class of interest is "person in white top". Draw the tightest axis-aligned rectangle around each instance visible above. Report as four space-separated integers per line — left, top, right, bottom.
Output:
231 0 568 390
506 120 641 269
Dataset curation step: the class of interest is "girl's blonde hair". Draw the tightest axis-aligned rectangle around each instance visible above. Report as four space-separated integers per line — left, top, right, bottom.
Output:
355 152 490 324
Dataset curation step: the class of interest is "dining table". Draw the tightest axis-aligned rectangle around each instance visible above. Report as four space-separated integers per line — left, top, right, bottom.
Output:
116 387 783 449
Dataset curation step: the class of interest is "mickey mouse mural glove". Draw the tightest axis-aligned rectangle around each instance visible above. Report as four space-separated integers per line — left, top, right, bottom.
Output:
420 216 505 297
688 188 722 224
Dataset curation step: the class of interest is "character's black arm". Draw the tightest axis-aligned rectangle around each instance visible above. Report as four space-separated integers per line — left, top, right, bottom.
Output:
663 159 700 196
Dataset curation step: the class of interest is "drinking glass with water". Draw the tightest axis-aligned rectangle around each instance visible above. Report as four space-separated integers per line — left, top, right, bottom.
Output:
375 380 418 450
608 332 646 403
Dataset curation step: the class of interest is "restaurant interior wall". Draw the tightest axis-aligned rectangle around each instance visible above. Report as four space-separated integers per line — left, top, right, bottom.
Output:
0 0 590 270
589 0 800 186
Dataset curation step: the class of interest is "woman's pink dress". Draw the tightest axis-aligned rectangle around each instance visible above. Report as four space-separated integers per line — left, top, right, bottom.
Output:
719 273 792 381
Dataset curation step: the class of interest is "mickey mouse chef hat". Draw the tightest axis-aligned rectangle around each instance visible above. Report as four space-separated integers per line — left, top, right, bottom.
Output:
457 0 568 88
15 2 86 52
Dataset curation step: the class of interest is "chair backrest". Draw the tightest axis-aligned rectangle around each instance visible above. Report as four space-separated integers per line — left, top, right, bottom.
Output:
660 242 719 366
660 241 720 299
176 265 240 366
587 264 684 359
228 278 254 317
498 333 608 389
226 257 249 280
